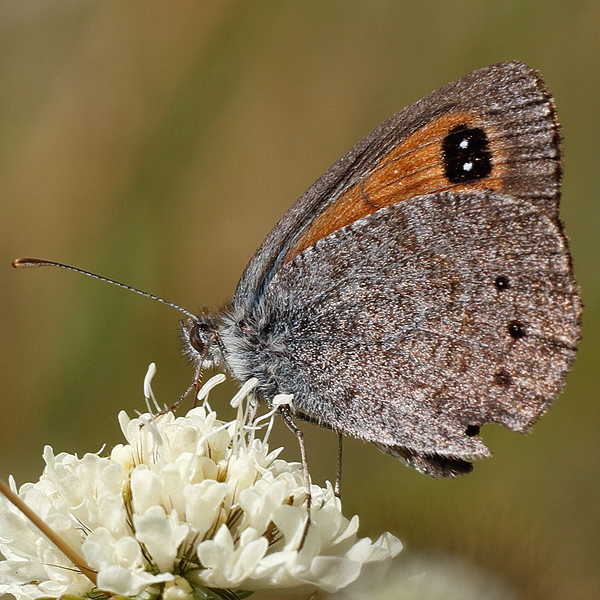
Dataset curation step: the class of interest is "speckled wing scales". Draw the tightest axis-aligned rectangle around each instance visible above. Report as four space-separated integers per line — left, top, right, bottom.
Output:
264 191 580 477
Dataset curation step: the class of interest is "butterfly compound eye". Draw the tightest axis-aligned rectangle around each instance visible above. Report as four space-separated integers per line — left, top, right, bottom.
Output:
189 322 208 354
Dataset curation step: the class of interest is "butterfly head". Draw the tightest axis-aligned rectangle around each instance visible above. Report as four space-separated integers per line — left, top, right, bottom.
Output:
181 314 224 370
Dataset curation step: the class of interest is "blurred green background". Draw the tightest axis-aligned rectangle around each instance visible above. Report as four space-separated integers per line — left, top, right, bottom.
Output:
1 2 598 599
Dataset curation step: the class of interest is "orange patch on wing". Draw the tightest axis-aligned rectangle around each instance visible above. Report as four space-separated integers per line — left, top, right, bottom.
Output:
284 110 506 263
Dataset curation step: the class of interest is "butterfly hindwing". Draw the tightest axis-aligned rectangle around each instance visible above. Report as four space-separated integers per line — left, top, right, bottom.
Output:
233 190 579 476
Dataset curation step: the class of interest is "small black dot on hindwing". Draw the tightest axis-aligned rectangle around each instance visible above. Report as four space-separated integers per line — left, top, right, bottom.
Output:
494 369 512 386
442 124 493 184
494 275 510 290
465 425 481 437
508 320 527 339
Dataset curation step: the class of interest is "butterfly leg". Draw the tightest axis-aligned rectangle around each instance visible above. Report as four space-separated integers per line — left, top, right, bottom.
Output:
335 433 343 498
156 360 204 416
245 397 258 446
277 404 311 549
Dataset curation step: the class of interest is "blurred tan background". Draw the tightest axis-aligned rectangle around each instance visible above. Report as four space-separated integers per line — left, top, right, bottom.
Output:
1 2 598 599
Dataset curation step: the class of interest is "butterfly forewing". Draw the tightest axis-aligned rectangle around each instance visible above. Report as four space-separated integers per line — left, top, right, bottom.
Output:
233 61 562 309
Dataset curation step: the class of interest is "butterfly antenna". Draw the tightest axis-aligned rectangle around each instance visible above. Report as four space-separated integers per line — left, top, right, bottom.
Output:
12 257 198 321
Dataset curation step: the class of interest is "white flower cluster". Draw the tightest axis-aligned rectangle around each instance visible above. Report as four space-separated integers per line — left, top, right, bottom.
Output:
0 369 401 600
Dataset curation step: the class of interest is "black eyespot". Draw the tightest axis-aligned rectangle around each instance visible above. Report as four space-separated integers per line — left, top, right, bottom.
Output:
442 124 493 184
465 425 480 437
508 320 527 339
189 323 205 353
494 369 512 386
494 275 510 290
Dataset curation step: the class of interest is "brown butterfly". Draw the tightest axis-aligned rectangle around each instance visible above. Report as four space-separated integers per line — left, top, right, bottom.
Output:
181 61 581 478
16 62 581 480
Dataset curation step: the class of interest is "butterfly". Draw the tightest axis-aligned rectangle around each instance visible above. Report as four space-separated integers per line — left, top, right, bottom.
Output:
180 61 581 478
17 61 581 479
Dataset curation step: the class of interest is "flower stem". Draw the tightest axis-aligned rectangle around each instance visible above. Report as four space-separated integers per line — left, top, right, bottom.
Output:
0 476 97 586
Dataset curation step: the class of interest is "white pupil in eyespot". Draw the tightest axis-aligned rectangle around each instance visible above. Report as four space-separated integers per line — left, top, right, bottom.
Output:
463 161 473 171
459 138 469 149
